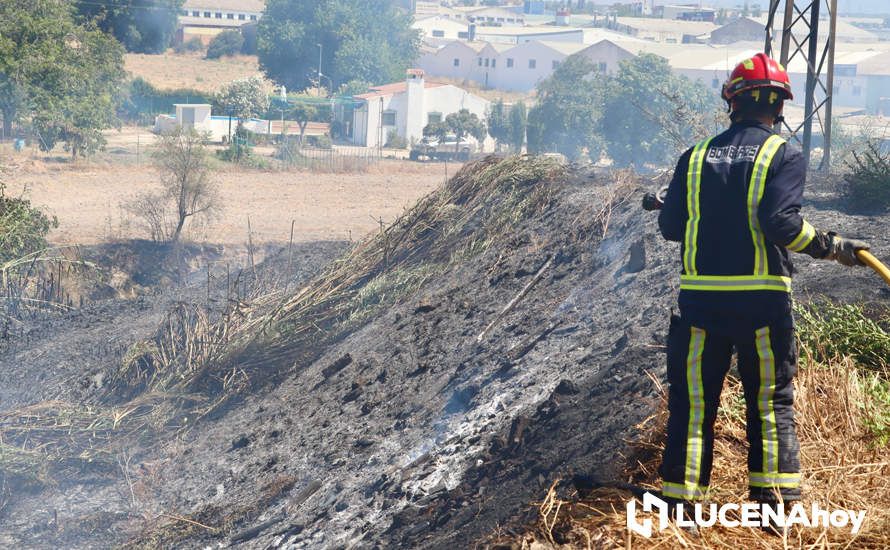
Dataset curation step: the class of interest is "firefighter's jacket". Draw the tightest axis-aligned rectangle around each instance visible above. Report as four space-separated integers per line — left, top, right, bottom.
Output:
659 120 830 329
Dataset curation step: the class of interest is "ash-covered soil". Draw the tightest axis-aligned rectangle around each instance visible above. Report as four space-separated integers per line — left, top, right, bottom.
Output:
0 240 347 411
0 158 886 550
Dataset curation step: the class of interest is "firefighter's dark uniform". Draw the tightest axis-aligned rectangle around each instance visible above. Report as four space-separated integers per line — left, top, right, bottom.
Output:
657 120 831 503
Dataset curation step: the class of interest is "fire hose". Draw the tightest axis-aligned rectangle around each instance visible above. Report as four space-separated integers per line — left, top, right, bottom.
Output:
642 187 890 288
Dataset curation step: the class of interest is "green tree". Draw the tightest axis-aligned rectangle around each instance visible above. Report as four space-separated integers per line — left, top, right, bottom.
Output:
0 183 58 263
241 23 258 55
75 0 184 54
257 0 420 91
526 55 605 160
508 101 527 152
0 1 126 158
445 109 486 151
487 99 510 150
423 121 448 140
526 105 546 155
0 74 26 140
290 103 319 146
600 54 722 168
214 76 270 134
206 30 244 60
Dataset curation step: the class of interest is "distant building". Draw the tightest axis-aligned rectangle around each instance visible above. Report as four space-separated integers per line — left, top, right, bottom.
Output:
594 16 716 43
154 103 328 142
708 17 765 44
441 6 525 26
418 38 635 92
177 0 264 45
657 4 716 22
474 26 585 44
351 70 491 148
413 16 470 40
416 40 511 88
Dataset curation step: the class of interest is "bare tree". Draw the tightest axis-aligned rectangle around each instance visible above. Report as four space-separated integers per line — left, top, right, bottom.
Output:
128 128 217 243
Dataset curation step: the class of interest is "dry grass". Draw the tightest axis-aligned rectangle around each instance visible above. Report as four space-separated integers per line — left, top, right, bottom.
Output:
8 159 446 245
496 344 890 549
124 52 266 93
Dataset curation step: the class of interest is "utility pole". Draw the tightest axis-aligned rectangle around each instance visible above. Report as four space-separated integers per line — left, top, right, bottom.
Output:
764 0 838 171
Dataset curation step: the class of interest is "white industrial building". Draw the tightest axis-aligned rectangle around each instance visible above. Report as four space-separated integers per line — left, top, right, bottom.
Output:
413 16 470 41
474 26 585 45
351 69 491 149
177 0 264 44
419 38 636 92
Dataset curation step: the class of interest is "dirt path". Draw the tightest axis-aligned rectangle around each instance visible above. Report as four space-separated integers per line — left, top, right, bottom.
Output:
7 160 447 245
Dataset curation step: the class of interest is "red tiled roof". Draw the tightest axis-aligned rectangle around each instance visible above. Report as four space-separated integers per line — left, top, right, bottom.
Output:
354 80 447 100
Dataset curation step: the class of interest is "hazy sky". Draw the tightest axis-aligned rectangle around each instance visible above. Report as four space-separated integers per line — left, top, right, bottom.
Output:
692 0 888 15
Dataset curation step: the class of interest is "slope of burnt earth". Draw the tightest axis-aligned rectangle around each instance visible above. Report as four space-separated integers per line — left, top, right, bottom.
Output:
1 157 886 550
111 159 680 549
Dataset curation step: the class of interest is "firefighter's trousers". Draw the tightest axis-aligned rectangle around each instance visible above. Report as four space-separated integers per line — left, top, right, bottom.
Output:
659 315 801 502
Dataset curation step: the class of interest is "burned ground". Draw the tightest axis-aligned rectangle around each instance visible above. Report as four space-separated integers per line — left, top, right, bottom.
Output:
0 157 886 549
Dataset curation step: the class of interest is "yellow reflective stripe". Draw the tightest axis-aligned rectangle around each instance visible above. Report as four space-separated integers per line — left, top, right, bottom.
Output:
662 481 708 500
749 472 801 488
683 327 706 499
683 138 713 276
756 327 779 476
786 220 816 252
680 275 792 292
750 480 800 488
747 135 786 276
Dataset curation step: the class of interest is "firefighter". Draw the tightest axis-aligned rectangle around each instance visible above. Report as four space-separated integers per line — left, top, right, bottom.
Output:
656 53 869 521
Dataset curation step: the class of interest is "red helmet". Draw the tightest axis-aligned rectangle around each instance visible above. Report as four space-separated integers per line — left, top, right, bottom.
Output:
722 52 793 103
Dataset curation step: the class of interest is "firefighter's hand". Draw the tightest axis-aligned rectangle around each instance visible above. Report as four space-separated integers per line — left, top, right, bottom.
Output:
642 192 662 211
826 233 870 267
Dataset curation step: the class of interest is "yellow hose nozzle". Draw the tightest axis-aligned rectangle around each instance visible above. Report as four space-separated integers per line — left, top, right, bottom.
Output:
856 250 890 287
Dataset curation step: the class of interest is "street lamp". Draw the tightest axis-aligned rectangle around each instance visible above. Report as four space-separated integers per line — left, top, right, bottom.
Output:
317 43 323 98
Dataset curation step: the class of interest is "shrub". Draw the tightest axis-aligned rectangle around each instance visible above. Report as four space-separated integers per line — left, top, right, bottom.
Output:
173 37 204 54
385 129 407 149
206 30 244 60
126 128 217 243
274 137 300 162
844 140 890 212
0 184 58 263
795 301 890 371
307 135 332 149
118 78 211 124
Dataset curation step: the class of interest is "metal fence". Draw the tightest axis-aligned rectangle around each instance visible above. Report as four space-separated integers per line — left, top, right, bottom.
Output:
276 142 381 172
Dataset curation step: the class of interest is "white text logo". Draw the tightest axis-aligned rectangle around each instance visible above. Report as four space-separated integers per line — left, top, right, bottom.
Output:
626 493 866 537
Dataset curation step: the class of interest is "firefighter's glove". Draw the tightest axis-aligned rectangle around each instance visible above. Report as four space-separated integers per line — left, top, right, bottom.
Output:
642 192 662 211
825 233 870 267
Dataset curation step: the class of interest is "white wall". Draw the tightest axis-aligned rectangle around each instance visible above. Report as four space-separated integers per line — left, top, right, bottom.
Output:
418 42 485 85
493 42 569 92
352 84 491 148
576 40 636 76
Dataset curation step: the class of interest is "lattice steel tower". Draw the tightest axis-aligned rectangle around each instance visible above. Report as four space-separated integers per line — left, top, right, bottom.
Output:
764 0 838 170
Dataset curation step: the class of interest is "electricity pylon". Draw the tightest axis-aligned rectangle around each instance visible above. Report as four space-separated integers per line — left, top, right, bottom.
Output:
764 0 838 170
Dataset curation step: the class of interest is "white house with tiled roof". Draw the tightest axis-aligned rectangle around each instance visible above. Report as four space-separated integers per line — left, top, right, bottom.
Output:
351 69 490 148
